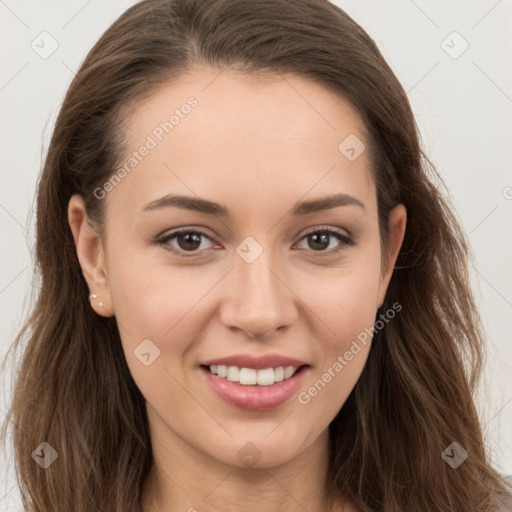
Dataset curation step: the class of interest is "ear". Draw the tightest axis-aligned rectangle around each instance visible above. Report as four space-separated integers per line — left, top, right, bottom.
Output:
376 204 407 308
68 194 114 317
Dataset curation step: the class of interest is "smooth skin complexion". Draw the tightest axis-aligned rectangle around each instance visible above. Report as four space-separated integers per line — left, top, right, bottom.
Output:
68 67 406 512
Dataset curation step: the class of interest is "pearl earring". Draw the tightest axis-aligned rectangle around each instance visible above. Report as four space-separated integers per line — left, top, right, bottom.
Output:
89 294 103 307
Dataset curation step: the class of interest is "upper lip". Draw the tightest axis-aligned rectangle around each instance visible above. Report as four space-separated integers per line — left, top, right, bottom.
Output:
201 354 309 370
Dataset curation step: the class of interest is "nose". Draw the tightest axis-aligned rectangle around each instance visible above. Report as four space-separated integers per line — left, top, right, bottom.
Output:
219 250 297 339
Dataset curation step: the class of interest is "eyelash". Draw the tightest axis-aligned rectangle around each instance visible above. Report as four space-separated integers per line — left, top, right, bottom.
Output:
154 226 355 258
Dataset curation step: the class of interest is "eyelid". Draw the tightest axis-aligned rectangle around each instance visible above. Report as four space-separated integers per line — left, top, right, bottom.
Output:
299 224 353 241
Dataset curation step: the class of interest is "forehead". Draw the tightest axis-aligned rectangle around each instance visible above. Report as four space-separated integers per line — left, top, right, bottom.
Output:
107 66 375 220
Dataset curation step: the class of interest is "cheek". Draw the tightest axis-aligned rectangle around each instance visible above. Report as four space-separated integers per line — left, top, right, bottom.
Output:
295 254 381 415
106 246 220 390
296 284 376 426
302 252 382 343
106 230 204 328
108 255 199 344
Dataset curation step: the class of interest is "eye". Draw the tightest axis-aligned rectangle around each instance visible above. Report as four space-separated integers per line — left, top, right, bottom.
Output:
154 226 355 258
296 227 355 255
156 229 216 257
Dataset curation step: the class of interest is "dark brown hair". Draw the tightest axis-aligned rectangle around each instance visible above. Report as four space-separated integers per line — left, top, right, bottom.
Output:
2 0 510 510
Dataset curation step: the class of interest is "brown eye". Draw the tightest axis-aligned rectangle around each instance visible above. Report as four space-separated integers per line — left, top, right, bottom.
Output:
306 232 331 251
296 228 355 254
157 229 215 256
155 226 354 259
175 232 203 251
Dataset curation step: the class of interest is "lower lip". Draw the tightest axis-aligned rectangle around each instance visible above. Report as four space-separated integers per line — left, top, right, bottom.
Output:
200 365 309 411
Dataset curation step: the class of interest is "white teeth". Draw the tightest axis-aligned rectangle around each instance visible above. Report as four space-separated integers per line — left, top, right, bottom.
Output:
239 368 257 385
284 366 296 379
207 364 301 385
226 366 239 382
256 368 274 386
274 366 284 382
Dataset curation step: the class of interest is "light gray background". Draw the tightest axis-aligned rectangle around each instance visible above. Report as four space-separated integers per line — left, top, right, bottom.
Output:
1 0 511 509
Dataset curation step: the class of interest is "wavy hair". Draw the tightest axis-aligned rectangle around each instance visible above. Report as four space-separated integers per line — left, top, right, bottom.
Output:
2 0 510 510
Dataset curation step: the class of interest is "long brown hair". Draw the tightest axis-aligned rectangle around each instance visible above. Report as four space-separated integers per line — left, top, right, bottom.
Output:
1 0 510 510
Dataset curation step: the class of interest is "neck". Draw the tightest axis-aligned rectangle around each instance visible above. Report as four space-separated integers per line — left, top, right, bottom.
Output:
140 409 350 512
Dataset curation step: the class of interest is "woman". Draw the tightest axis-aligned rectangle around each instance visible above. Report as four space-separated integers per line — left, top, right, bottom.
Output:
2 0 511 510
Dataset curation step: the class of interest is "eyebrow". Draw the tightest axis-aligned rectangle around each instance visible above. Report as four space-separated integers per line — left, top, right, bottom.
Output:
141 192 366 217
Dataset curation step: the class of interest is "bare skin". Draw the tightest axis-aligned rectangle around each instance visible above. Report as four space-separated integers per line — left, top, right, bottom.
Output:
68 66 406 512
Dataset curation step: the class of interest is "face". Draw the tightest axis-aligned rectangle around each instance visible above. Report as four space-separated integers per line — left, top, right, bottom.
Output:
69 66 405 470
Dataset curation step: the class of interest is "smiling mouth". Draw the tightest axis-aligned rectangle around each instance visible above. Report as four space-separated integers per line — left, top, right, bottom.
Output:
200 364 308 386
